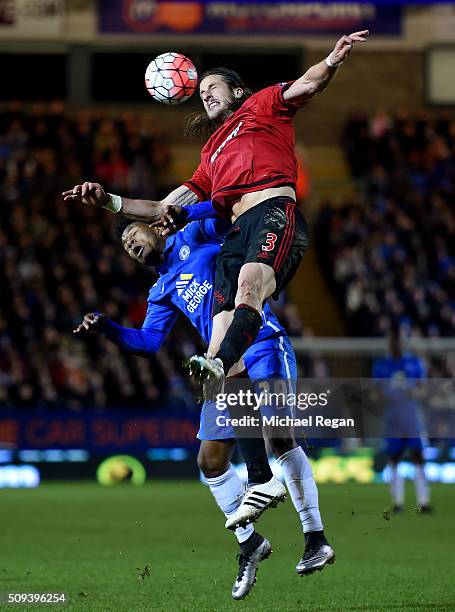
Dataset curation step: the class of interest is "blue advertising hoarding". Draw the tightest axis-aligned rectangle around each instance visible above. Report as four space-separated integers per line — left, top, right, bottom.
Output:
0 410 200 453
98 1 403 36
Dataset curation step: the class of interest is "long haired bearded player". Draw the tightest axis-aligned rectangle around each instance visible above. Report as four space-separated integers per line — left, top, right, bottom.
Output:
63 29 369 550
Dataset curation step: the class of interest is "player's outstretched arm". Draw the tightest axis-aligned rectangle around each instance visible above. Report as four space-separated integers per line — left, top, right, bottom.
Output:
161 184 200 208
62 182 198 224
121 184 199 223
74 311 171 356
283 29 369 106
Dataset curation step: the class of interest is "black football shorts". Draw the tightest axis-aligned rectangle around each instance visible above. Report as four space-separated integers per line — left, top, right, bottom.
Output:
213 196 309 316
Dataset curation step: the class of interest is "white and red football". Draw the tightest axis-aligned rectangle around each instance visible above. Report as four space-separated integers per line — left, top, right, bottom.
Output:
145 52 198 105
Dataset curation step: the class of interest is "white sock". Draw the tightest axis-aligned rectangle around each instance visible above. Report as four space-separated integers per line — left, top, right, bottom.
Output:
277 446 323 533
390 464 404 506
414 465 430 506
205 465 254 544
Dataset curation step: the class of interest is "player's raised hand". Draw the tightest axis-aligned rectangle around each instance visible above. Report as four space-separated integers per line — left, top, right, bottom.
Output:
62 182 109 208
73 312 107 335
328 30 369 66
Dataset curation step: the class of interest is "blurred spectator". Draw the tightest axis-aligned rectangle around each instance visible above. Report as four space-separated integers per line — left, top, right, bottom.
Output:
0 101 196 411
318 110 455 343
0 101 316 410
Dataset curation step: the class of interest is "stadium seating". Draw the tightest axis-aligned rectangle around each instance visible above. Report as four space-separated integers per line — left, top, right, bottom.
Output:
316 110 455 352
0 103 309 410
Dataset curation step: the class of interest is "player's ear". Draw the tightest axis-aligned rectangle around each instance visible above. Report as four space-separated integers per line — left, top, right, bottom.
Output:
233 88 243 99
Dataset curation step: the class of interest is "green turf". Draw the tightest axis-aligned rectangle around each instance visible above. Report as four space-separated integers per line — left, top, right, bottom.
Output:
0 481 454 611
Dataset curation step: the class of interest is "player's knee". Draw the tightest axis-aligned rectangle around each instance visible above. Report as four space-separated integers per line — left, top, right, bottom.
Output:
236 263 276 306
268 437 296 457
411 451 424 465
237 276 261 306
197 451 230 478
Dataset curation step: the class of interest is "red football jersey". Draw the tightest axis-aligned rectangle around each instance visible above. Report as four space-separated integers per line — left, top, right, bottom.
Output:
183 83 303 216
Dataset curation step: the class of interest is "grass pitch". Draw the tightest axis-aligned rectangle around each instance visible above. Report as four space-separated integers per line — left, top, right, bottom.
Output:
1 481 454 611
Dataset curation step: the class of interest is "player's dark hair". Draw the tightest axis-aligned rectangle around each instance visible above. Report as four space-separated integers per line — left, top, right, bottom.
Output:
184 67 253 139
116 219 135 241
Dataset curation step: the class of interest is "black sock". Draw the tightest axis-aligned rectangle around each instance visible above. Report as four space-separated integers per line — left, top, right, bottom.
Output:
235 437 273 486
217 304 262 374
304 530 327 545
224 378 273 486
240 531 263 555
245 456 274 486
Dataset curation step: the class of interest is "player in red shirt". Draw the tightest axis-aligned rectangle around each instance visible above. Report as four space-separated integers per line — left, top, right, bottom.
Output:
181 31 369 395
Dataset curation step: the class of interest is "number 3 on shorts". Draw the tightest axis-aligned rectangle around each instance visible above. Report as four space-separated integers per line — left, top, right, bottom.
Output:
262 232 277 252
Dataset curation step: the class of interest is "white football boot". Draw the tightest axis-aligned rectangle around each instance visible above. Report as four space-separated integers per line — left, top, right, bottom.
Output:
296 535 335 575
231 537 272 600
225 476 287 530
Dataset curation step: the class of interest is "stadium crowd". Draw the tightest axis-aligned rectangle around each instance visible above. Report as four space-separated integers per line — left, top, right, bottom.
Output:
316 109 455 374
2 104 453 410
0 102 308 411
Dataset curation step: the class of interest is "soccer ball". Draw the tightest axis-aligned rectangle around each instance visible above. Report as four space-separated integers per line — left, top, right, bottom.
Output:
145 52 198 105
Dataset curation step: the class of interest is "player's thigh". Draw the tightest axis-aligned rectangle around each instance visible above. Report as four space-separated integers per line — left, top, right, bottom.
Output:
243 198 309 300
208 312 246 378
212 224 246 319
245 335 297 381
197 439 235 477
235 262 276 307
409 438 425 464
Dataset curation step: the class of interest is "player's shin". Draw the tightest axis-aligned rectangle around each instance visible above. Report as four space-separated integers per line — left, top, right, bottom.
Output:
277 446 335 575
414 465 430 508
224 375 274 487
216 304 263 374
276 446 323 533
235 437 274 486
205 464 254 543
224 435 287 530
205 464 272 600
390 463 405 509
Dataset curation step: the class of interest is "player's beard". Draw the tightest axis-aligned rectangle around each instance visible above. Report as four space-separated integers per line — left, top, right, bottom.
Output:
184 92 251 139
208 97 235 123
